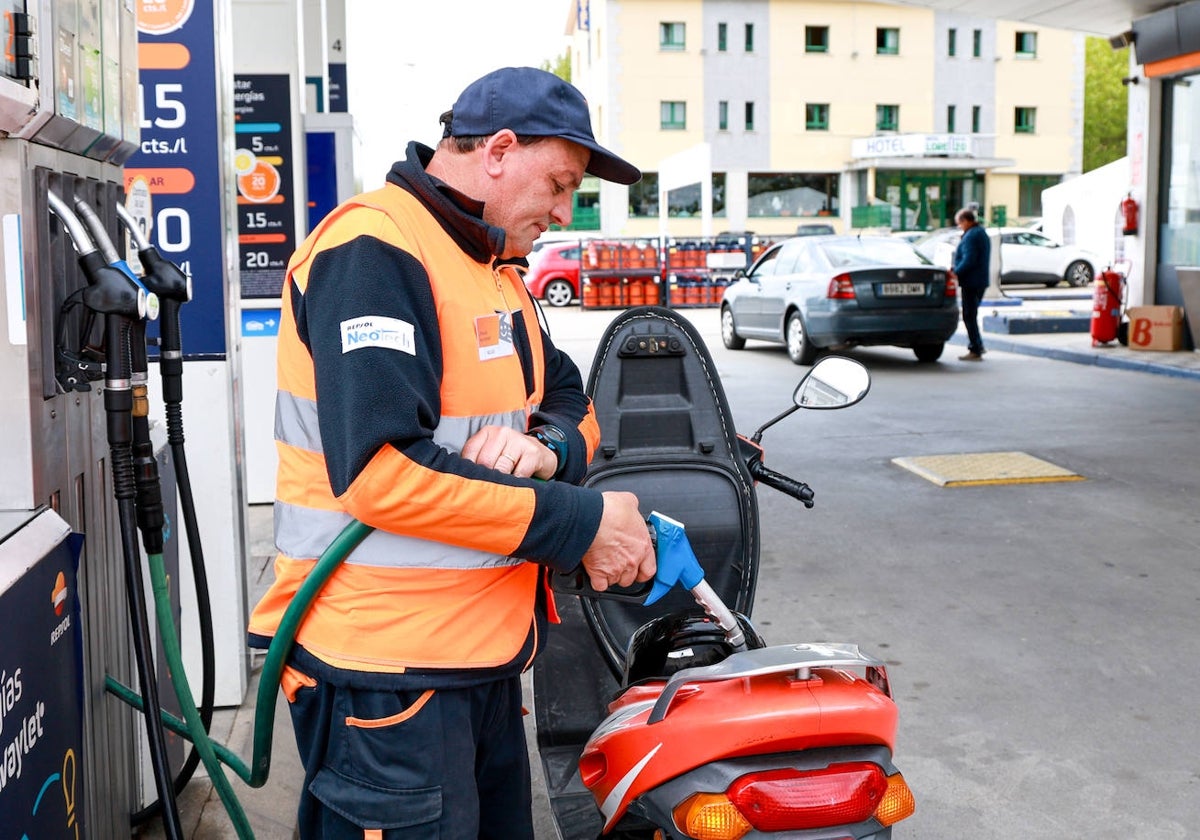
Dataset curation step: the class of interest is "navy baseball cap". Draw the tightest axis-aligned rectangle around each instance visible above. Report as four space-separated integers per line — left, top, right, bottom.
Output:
443 66 641 185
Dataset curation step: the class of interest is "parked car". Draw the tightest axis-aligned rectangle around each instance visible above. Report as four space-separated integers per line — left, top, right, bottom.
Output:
720 235 959 364
795 222 837 236
914 227 1099 287
523 240 583 306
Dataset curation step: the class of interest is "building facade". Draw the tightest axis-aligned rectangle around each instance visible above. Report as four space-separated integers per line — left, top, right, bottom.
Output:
567 0 1084 240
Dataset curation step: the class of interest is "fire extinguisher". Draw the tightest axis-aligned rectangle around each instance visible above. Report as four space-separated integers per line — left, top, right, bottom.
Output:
1091 264 1125 346
1121 193 1139 236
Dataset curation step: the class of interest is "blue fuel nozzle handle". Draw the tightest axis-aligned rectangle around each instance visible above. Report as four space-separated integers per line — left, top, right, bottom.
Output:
645 511 706 605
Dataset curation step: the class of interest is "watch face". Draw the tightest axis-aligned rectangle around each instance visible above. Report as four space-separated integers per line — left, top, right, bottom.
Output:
540 424 567 444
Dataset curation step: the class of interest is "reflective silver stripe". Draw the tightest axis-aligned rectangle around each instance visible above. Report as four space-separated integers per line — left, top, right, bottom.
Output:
431 409 529 453
275 390 323 453
276 397 529 456
275 502 351 559
274 500 521 569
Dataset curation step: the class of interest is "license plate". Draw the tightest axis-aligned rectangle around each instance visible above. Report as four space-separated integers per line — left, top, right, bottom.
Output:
879 282 925 296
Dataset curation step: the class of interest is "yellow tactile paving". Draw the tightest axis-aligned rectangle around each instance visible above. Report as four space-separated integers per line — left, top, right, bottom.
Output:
891 451 1085 487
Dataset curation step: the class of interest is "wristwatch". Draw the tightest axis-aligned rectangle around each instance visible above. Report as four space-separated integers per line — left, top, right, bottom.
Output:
527 424 568 476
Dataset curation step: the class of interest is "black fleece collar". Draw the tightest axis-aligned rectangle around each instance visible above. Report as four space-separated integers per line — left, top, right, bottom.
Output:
385 142 507 264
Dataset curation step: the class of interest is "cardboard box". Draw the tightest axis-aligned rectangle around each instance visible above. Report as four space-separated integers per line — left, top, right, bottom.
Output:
1126 305 1185 351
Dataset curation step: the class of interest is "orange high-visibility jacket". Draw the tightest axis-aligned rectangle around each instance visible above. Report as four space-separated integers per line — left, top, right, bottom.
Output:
248 149 603 685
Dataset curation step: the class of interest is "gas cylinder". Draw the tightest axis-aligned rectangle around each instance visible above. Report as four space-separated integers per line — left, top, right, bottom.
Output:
627 278 645 307
644 279 660 305
582 278 599 308
1091 267 1124 346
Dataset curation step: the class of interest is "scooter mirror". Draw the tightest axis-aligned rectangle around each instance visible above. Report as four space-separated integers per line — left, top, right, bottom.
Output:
793 356 870 410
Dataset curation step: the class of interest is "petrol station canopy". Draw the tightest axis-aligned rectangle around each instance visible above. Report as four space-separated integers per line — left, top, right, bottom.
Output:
887 0 1162 38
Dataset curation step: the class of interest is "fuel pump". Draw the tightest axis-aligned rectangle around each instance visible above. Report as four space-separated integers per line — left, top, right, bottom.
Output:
45 190 185 840
71 207 378 837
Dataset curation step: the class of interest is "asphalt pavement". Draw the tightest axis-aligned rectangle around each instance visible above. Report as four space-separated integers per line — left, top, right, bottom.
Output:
150 296 1200 839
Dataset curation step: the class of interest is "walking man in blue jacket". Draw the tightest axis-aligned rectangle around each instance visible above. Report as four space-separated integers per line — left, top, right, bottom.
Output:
950 207 991 361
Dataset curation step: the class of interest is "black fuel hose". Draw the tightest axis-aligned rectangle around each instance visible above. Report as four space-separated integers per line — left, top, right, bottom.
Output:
115 212 217 827
104 310 185 840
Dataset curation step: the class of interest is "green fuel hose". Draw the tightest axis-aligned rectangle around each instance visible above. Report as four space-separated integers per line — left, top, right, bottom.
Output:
106 517 374 837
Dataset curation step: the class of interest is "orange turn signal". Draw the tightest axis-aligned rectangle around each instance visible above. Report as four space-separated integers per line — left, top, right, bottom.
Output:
874 772 916 826
672 792 752 840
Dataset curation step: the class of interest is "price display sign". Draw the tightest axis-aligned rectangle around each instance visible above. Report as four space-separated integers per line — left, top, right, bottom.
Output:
126 0 228 356
233 74 296 299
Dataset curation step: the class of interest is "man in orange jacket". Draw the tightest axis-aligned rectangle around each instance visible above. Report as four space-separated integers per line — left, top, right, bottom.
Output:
248 67 655 838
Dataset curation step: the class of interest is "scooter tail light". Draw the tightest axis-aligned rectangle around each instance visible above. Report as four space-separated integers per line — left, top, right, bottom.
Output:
873 772 916 826
827 273 857 299
672 793 752 840
726 763 888 831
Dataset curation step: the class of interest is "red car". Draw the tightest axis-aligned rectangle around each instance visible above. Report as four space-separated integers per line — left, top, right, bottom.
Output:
524 241 583 307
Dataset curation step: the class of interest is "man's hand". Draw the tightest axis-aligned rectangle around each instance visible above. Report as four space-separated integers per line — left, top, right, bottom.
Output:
461 425 557 479
581 491 656 592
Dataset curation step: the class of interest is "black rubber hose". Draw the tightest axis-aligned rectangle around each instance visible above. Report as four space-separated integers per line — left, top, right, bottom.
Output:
105 315 184 840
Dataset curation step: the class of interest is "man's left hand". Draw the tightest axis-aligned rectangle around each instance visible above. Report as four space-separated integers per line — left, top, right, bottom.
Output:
461 425 557 479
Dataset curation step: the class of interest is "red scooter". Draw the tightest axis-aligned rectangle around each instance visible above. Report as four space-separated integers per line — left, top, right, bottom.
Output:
534 306 914 839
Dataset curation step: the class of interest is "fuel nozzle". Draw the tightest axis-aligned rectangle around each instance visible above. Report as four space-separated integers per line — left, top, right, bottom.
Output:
73 197 160 322
113 202 190 434
116 202 192 305
47 190 150 322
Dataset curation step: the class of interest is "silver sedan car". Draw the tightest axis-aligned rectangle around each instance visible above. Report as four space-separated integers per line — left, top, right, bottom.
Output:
720 235 960 364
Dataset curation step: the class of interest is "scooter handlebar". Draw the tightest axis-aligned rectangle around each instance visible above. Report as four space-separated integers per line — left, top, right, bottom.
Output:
749 460 815 508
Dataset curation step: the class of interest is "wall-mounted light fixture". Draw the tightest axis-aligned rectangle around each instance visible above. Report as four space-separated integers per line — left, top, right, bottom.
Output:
1109 30 1135 49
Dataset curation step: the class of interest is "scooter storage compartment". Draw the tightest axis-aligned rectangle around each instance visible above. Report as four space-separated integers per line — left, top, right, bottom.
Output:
533 307 761 840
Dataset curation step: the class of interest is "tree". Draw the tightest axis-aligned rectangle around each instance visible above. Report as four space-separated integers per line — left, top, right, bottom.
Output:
540 51 571 83
1083 36 1128 172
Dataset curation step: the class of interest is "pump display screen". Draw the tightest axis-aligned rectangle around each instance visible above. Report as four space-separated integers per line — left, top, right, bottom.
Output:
1 3 32 84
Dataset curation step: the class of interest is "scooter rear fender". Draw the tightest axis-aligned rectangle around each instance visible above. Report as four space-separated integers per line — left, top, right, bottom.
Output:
581 650 898 830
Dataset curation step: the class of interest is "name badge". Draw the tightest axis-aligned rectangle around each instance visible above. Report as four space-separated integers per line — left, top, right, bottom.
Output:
475 310 515 361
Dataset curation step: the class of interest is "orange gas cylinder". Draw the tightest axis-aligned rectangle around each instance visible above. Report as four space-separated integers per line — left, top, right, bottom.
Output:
643 244 657 267
644 280 660 305
597 244 614 270
582 279 599 308
598 279 615 307
685 282 702 305
627 279 645 307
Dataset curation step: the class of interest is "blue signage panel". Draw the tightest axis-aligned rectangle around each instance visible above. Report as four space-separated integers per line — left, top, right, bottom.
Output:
127 0 228 358
306 130 338 233
241 308 281 337
0 532 85 838
328 62 348 113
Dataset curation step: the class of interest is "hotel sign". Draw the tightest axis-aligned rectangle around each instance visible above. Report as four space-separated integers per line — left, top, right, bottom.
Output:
852 133 973 159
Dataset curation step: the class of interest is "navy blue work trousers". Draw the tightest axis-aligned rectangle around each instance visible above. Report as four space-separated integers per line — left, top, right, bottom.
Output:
287 673 534 840
961 284 987 355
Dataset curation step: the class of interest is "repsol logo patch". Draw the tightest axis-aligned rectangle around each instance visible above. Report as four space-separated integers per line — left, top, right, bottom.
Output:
340 316 416 355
